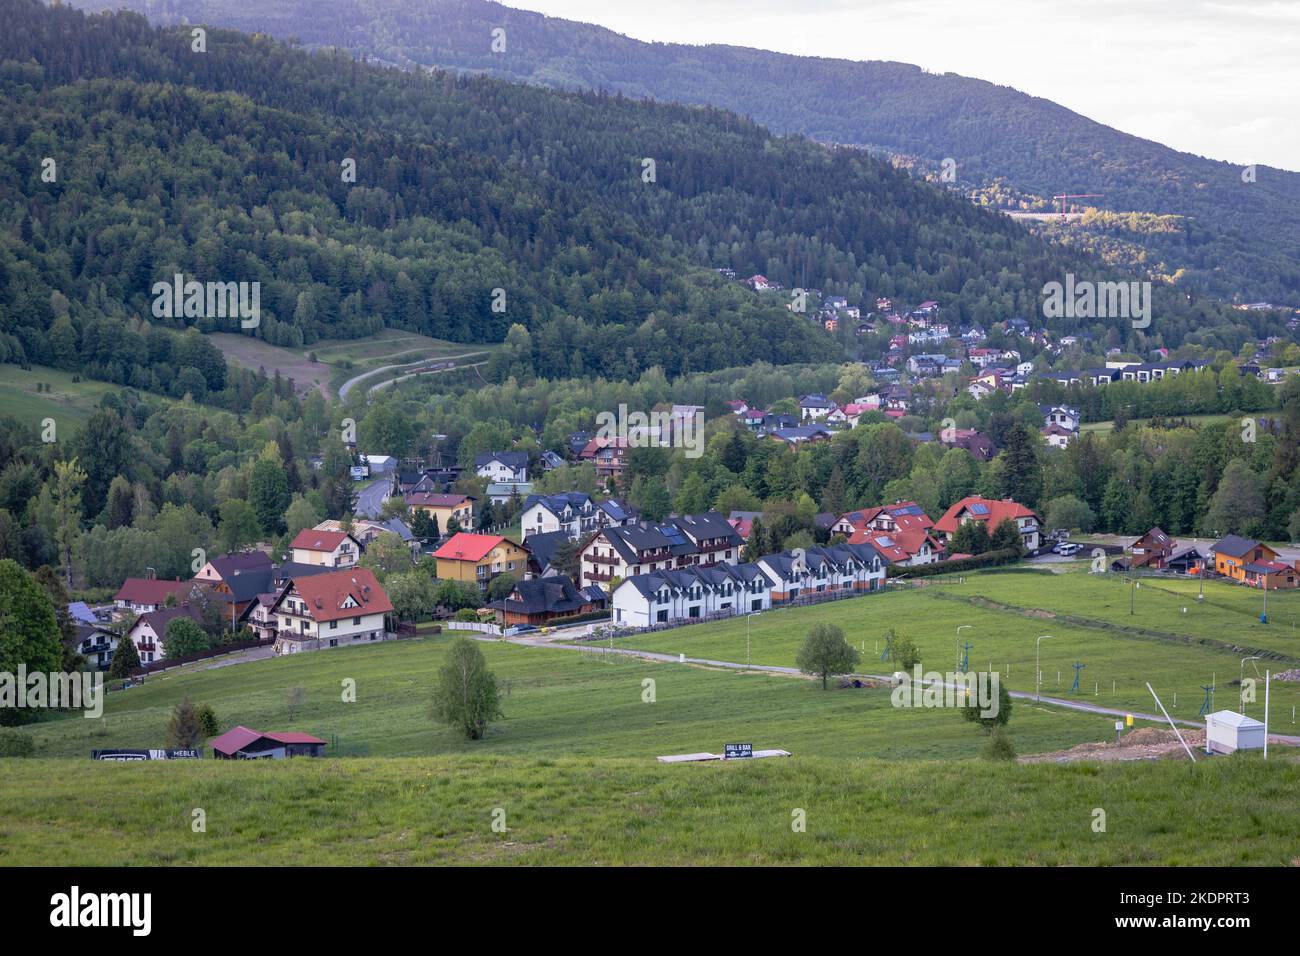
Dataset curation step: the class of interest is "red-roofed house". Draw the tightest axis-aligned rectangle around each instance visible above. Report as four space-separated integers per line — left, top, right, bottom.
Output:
270 567 393 654
433 533 530 590
210 725 327 759
579 437 629 483
113 577 195 614
832 503 940 566
290 528 361 568
934 497 1041 551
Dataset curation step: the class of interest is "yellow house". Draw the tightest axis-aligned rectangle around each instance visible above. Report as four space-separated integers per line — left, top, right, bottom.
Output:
405 493 475 532
433 533 530 590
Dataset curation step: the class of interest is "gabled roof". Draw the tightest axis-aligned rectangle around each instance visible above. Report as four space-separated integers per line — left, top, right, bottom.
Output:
204 551 274 579
935 497 1039 534
210 725 327 756
289 529 358 553
114 577 192 605
433 533 521 563
523 530 570 572
277 567 393 623
475 450 529 469
491 576 591 615
217 566 276 602
1210 535 1266 558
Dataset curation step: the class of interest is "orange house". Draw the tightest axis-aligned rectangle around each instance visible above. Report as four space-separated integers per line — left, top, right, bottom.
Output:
1211 536 1278 582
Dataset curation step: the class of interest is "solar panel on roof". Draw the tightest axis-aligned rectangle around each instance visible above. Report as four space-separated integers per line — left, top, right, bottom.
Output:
969 503 989 515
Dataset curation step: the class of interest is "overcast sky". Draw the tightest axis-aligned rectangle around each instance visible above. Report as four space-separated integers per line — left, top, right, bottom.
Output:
510 0 1297 171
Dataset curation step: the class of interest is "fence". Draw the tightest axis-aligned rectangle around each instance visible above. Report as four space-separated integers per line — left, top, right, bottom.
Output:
128 637 273 677
446 620 503 636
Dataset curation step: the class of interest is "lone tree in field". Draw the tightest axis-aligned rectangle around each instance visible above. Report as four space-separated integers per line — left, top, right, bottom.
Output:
796 623 859 690
166 696 203 749
890 631 921 672
432 638 503 739
961 678 1012 733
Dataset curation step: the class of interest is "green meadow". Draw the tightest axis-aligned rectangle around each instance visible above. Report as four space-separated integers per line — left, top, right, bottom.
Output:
610 570 1300 724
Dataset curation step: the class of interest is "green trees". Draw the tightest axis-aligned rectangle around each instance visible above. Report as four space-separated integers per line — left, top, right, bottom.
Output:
166 697 203 750
950 520 990 556
386 571 438 622
249 457 291 537
217 498 261 553
796 623 859 690
1043 494 1096 533
164 617 211 658
109 635 140 678
431 638 503 740
0 560 63 715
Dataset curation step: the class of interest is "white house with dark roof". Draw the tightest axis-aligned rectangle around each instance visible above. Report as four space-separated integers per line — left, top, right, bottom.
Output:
474 451 529 483
611 562 775 627
579 512 743 588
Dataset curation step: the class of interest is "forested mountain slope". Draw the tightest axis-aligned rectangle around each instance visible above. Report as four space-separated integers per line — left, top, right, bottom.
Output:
0 0 1281 397
68 0 1300 307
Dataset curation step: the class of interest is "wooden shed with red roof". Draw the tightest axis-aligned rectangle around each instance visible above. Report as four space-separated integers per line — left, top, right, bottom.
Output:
210 725 327 759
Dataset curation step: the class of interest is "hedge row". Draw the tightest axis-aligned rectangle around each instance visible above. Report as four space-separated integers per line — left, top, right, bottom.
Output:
886 549 1022 578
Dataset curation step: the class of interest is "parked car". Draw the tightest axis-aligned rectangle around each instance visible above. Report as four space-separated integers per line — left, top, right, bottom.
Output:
1056 543 1081 557
505 624 538 636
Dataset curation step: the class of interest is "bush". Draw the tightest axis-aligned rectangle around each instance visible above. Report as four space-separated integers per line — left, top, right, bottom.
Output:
196 704 220 738
0 729 36 757
887 548 1020 578
982 728 1017 761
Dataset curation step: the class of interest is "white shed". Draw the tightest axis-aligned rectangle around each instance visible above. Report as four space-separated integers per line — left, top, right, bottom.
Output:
1205 710 1265 754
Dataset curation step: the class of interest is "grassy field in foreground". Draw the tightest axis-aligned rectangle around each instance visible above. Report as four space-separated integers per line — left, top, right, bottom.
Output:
610 571 1300 723
0 365 118 436
1 754 1296 865
11 635 1125 760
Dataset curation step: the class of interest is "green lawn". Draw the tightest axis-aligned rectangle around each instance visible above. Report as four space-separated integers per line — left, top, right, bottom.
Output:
2 752 1296 865
5 627 1299 865
0 365 118 436
610 571 1300 723
13 634 1123 761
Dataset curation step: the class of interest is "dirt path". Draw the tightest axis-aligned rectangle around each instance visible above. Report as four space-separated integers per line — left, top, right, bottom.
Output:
337 350 489 400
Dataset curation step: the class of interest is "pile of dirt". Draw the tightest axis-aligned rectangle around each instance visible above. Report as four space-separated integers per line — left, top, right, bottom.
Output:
1273 668 1300 682
1020 727 1207 764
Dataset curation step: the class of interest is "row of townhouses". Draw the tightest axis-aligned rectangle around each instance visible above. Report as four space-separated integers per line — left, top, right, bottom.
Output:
610 541 888 628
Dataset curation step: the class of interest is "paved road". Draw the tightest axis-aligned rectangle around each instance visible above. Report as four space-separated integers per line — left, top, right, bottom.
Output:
355 477 391 518
337 350 489 400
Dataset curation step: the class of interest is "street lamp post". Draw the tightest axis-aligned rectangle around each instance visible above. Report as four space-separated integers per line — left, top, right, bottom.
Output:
1241 655 1263 714
1036 634 1052 701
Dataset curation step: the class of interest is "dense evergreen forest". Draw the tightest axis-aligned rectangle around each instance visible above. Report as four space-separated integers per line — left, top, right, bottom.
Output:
75 0 1300 307
1 0 1285 400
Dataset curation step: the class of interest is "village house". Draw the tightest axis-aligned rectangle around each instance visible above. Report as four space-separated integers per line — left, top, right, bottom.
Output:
270 567 393 654
112 577 193 615
489 577 607 627
474 451 529 483
1129 527 1175 569
210 726 327 759
768 424 833 446
756 543 887 605
126 605 206 664
1210 535 1281 584
935 496 1042 551
611 562 776 627
798 394 837 420
519 492 637 541
1041 423 1075 448
433 533 530 590
832 502 940 566
315 518 419 554
289 528 361 568
405 492 476 532
578 512 743 589
578 436 630 483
